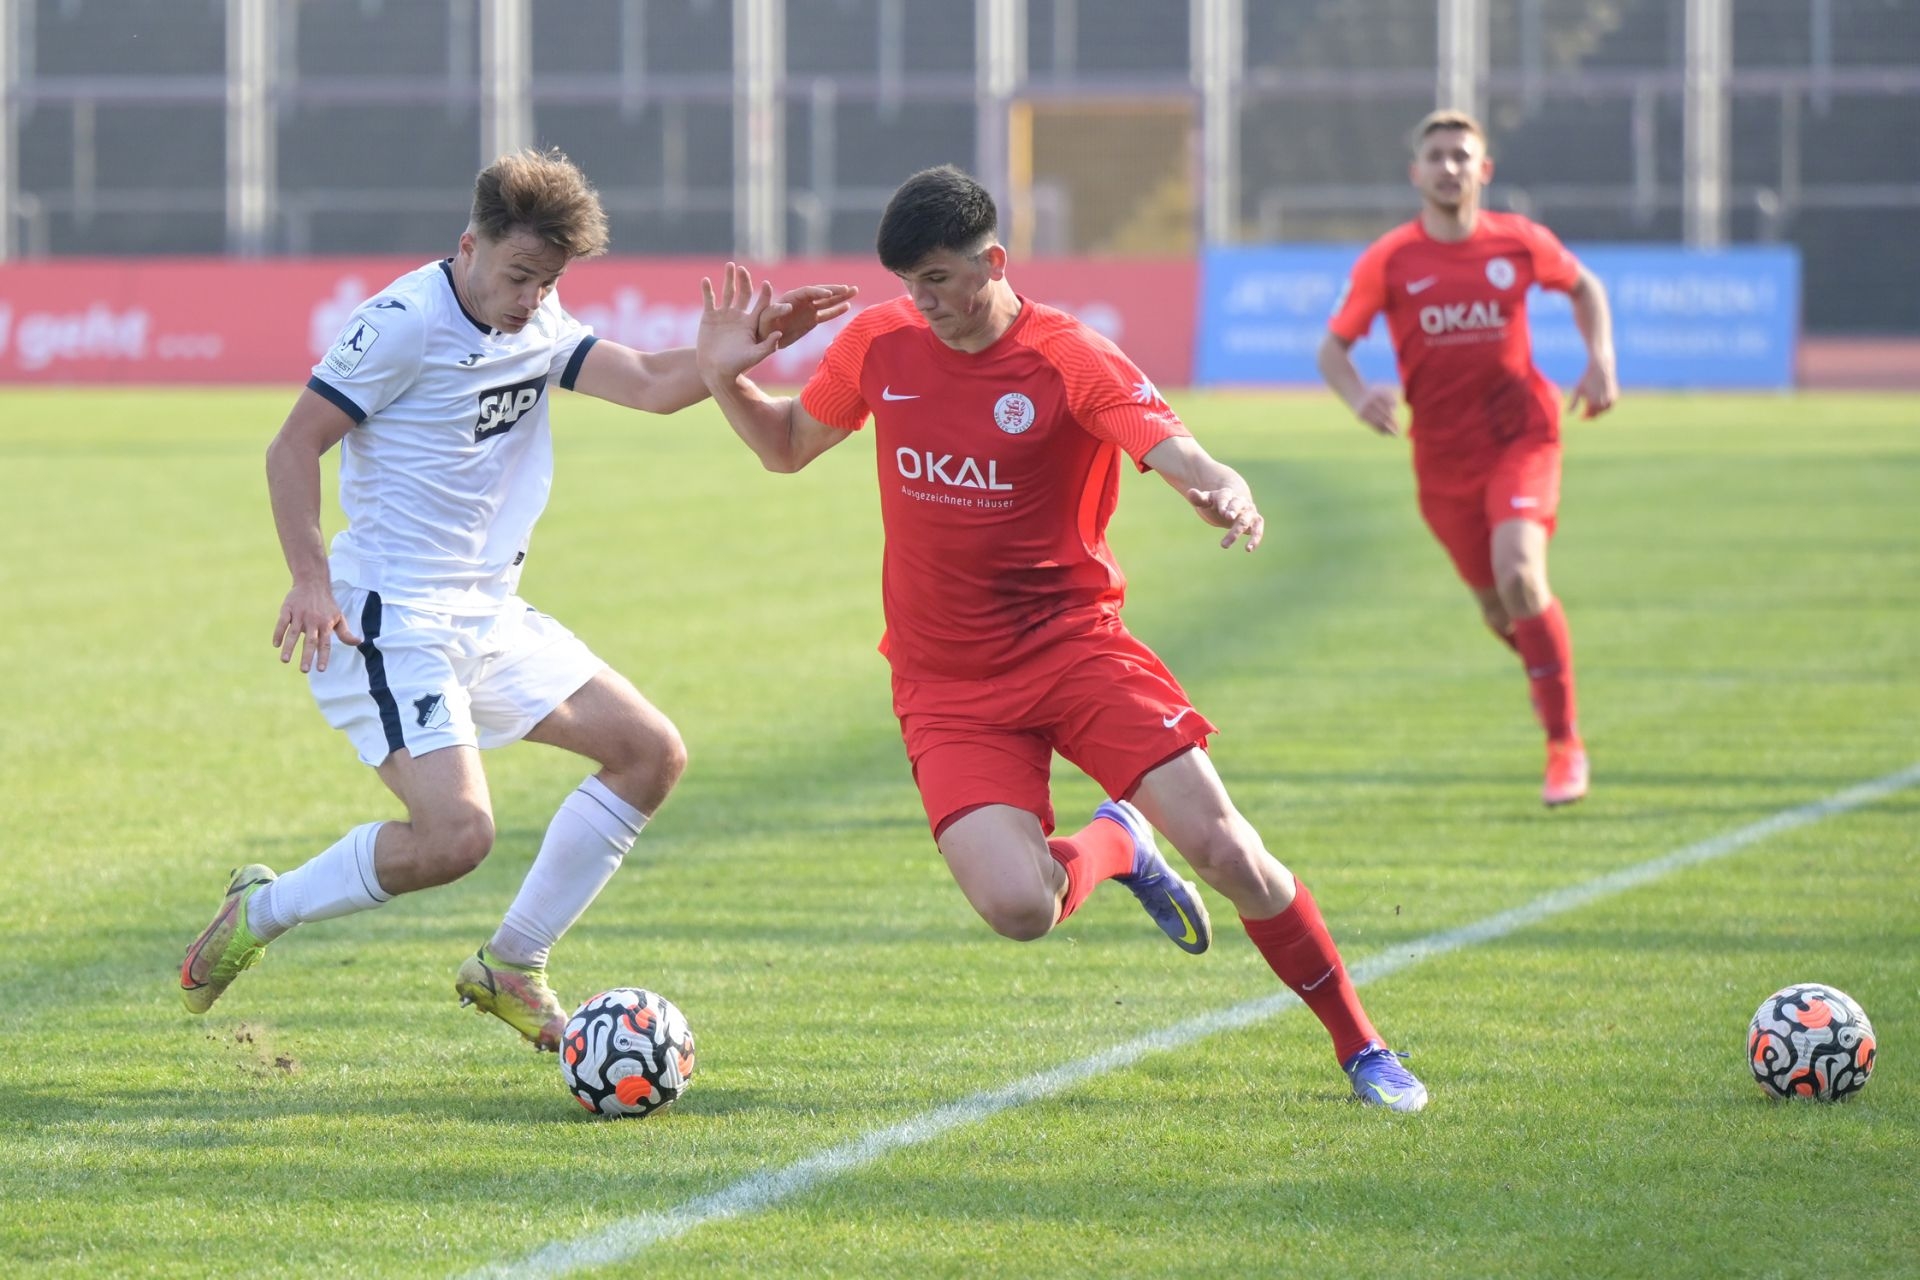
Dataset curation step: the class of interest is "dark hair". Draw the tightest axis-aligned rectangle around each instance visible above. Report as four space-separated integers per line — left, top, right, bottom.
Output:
876 165 998 272
471 147 610 259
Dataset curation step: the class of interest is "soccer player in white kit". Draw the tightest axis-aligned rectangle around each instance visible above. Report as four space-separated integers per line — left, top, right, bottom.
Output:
179 148 856 1050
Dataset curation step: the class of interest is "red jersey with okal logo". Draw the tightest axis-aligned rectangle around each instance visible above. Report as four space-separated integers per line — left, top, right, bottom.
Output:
801 294 1190 681
1328 211 1582 492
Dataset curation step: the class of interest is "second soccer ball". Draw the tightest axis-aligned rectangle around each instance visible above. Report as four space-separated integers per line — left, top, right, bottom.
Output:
1747 982 1875 1101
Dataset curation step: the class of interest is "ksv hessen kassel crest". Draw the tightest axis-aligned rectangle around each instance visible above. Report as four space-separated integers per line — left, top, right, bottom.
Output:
993 392 1036 434
1485 256 1516 289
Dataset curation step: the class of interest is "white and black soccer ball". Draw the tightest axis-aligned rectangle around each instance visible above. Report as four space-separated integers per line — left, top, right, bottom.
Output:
560 987 695 1119
1747 983 1875 1102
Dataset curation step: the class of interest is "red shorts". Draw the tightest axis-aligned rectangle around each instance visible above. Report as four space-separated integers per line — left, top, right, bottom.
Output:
891 621 1216 837
1416 437 1562 590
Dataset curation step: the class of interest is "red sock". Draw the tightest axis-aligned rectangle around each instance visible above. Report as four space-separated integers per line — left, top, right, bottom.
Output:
1046 817 1135 924
1489 622 1521 656
1241 880 1378 1062
1510 598 1578 743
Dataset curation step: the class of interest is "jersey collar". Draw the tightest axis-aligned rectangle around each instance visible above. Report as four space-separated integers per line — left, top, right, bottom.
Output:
921 293 1033 368
439 258 495 335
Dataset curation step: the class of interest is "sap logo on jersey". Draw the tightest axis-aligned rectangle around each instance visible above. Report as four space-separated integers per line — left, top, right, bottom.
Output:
1418 300 1508 335
895 448 1014 491
474 375 546 441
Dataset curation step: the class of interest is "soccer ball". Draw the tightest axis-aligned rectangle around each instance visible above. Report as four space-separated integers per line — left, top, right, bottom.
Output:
559 987 696 1118
1747 983 1875 1102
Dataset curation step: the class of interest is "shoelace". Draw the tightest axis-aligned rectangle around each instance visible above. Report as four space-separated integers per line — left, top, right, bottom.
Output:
1348 1046 1417 1082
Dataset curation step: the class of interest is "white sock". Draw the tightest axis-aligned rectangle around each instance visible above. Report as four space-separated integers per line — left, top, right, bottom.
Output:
490 777 646 968
250 822 392 942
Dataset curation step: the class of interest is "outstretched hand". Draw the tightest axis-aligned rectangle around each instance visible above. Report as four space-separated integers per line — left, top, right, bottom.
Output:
762 283 859 349
1185 486 1264 551
273 580 361 674
697 262 785 383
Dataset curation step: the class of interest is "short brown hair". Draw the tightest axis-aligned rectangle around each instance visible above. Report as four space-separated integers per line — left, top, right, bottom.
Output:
470 147 610 259
1411 109 1488 151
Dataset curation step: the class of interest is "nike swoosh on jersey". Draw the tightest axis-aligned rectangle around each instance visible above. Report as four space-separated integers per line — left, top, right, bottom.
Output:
1407 276 1440 294
881 386 920 401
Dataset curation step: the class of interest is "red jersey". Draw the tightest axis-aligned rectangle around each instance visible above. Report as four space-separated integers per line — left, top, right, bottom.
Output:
801 295 1190 681
1328 211 1581 488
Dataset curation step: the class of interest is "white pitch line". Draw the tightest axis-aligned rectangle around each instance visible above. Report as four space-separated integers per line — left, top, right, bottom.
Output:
464 762 1920 1280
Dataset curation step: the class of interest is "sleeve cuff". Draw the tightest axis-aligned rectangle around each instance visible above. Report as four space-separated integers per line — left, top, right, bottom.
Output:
560 334 600 390
306 375 367 423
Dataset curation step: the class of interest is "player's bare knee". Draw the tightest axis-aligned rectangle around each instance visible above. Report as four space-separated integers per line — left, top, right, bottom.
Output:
421 808 495 883
634 714 689 787
1179 818 1266 896
650 720 690 793
979 895 1055 942
594 716 686 815
1497 569 1550 619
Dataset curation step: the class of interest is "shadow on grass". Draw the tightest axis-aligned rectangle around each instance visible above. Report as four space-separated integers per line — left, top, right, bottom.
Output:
0 1076 798 1130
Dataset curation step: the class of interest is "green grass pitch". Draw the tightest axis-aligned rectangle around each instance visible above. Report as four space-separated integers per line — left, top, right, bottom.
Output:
0 387 1914 1277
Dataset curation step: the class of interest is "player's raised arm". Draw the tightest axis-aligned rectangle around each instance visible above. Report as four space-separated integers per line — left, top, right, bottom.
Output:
695 262 850 473
568 339 710 413
1566 266 1620 420
264 390 362 672
571 275 857 414
1142 434 1264 552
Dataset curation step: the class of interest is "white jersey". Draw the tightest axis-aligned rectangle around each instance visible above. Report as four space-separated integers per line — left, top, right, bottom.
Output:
307 259 599 613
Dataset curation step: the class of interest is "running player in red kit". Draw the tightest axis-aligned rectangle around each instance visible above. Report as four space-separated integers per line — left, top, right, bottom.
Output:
695 165 1428 1110
1318 110 1619 807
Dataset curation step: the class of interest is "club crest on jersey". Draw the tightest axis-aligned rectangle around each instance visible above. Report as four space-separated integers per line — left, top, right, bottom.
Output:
474 374 546 441
993 392 1036 435
1485 256 1516 289
412 692 451 730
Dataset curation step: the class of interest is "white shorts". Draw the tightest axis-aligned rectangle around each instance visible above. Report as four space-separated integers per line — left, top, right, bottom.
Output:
310 585 606 766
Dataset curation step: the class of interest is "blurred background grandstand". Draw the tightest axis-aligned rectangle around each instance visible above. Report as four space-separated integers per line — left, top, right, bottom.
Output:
2 0 1915 375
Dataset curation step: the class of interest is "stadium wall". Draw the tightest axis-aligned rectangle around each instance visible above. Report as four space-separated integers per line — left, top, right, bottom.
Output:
5 247 1895 391
1195 245 1803 391
0 257 1196 388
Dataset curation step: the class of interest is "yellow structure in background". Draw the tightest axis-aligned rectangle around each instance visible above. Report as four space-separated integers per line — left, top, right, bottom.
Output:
1009 98 1196 257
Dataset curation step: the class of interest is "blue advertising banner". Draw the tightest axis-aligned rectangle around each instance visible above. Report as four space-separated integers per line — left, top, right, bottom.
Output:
1195 243 1800 390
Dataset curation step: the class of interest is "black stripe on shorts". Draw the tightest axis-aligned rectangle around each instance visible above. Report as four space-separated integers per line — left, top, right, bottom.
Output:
357 592 406 756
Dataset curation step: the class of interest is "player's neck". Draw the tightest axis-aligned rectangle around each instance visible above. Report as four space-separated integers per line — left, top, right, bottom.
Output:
447 255 488 329
1420 202 1479 243
939 285 1022 355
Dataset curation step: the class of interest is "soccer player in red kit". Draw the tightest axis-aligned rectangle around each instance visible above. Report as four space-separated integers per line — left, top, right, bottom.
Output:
695 165 1427 1110
1317 110 1619 807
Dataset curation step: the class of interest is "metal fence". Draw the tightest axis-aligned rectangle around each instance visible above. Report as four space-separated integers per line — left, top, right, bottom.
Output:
2 0 1915 331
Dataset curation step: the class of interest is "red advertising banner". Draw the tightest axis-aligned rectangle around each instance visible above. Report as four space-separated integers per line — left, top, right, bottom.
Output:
0 255 1195 386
